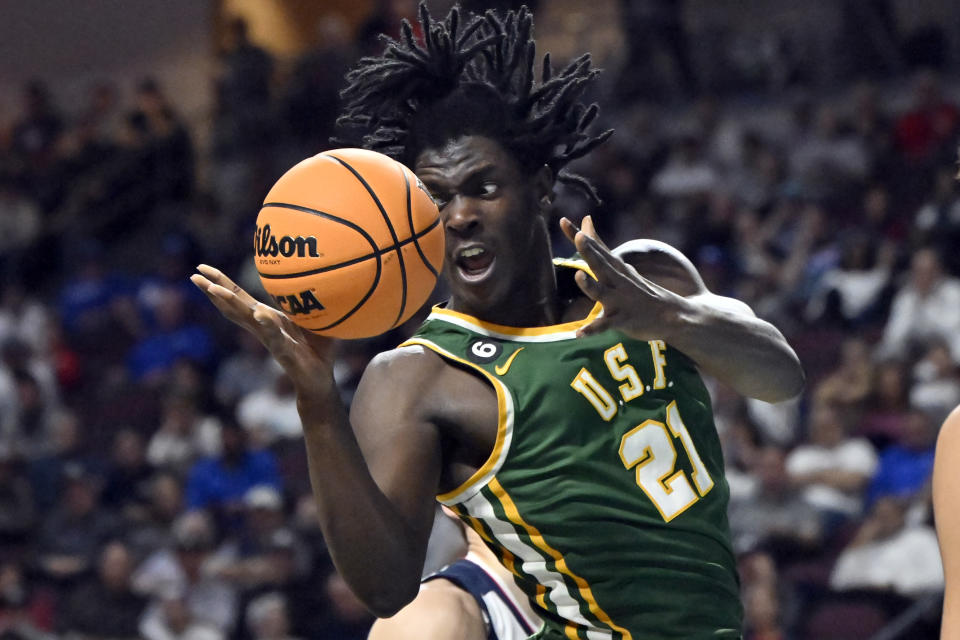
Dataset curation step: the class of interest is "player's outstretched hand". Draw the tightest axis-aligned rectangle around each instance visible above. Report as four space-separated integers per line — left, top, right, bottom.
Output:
190 265 336 391
559 216 687 340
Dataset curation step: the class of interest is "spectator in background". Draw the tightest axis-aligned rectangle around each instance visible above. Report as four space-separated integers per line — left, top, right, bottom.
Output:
830 496 943 597
914 165 960 272
101 428 155 515
214 330 273 407
788 104 869 201
57 540 147 639
127 285 215 382
185 421 281 522
859 359 912 447
728 446 824 561
893 70 959 162
0 445 35 551
10 80 62 177
141 595 225 640
739 552 785 640
245 592 300 640
650 135 718 201
28 410 98 511
877 247 960 362
125 472 184 564
867 409 937 506
0 177 41 270
236 367 301 447
0 560 55 638
57 245 135 338
36 462 117 585
131 78 194 202
315 570 374 640
786 401 878 527
0 283 52 362
282 14 353 156
214 17 274 158
147 392 220 474
0 370 56 461
804 231 893 329
910 341 960 423
813 337 874 410
134 511 237 637
212 486 296 590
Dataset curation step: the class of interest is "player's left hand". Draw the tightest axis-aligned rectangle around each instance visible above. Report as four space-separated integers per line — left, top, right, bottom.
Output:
560 216 687 340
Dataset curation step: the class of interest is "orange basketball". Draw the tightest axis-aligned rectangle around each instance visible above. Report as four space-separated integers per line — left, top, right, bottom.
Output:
254 148 444 339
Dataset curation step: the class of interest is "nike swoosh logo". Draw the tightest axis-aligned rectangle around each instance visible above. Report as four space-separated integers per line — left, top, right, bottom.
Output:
495 347 524 376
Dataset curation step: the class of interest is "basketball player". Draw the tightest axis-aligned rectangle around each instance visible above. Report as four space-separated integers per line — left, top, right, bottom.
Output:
934 405 960 637
191 5 804 637
369 509 540 640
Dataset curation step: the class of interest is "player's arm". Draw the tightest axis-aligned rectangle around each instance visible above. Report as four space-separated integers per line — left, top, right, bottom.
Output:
560 217 804 403
191 266 443 617
368 581 487 640
934 405 960 637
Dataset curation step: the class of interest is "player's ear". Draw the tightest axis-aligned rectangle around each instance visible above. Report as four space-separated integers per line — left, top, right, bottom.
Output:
534 164 555 215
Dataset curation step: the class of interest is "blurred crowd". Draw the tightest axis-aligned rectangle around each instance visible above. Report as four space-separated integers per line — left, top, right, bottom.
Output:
1 2 959 639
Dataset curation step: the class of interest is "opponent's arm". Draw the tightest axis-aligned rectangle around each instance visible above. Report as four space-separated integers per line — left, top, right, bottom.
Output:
368 581 487 640
934 406 960 637
559 218 804 403
191 266 442 617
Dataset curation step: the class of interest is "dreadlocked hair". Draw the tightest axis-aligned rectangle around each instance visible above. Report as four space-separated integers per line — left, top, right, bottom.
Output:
336 2 613 203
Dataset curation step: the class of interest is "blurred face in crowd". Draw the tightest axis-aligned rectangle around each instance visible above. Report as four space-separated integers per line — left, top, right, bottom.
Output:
251 598 290 640
839 338 869 369
901 411 936 451
809 404 845 447
220 424 247 462
64 477 98 517
150 473 183 521
910 249 942 295
99 542 134 592
163 597 191 633
871 497 906 539
112 429 145 470
755 447 789 496
875 362 907 407
155 287 186 331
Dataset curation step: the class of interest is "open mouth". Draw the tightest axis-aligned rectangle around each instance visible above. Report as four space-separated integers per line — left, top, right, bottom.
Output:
455 246 496 282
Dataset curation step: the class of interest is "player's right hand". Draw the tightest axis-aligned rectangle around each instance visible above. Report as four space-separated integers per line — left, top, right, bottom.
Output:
190 265 337 394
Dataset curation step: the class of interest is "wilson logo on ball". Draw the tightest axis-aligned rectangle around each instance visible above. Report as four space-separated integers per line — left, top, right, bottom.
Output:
255 224 320 258
273 290 325 315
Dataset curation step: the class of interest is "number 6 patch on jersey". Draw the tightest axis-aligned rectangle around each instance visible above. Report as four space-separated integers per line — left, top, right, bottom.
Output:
467 338 503 364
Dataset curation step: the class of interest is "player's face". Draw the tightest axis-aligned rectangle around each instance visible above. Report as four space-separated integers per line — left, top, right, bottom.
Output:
415 135 551 320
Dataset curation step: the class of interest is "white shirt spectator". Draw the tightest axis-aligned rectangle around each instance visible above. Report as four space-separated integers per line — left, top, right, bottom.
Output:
878 249 960 362
830 525 944 596
236 373 301 445
786 438 878 516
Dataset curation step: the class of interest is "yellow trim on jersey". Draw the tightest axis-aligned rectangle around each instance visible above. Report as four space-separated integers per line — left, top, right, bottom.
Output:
398 338 513 504
448 505 522 579
428 303 603 338
487 478 633 640
425 257 603 340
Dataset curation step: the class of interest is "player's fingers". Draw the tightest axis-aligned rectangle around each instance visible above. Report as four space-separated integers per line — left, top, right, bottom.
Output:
196 264 259 308
577 310 610 337
191 274 261 327
574 231 621 285
575 269 603 301
559 217 579 246
581 215 609 251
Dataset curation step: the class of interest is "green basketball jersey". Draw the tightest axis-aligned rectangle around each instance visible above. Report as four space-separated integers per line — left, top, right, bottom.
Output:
400 259 743 640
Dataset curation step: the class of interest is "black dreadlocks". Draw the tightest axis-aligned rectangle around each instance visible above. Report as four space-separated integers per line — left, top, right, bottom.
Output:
336 3 612 203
